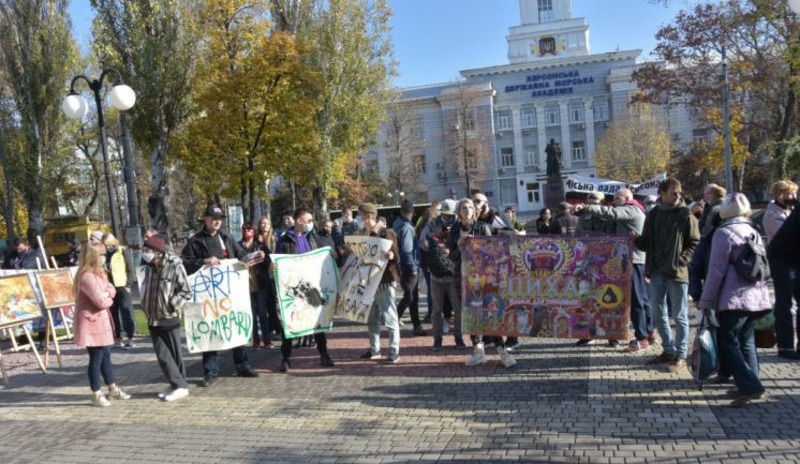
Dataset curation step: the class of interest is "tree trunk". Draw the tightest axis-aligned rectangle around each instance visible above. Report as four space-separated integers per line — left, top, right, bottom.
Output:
147 136 171 241
0 131 15 240
26 197 44 248
312 184 328 223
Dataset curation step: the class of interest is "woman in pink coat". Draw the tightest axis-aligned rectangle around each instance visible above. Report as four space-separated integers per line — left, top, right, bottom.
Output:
73 242 132 407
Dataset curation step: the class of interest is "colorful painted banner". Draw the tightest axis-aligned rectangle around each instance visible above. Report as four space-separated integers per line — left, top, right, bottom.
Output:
273 247 339 338
35 269 75 308
334 236 392 323
0 273 42 327
184 259 252 353
460 235 632 339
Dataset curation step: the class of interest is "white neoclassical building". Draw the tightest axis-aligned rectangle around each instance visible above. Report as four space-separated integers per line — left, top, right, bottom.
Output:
365 0 695 215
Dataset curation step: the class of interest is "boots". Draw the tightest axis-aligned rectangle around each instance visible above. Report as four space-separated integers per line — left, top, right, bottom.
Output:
91 390 111 407
465 342 487 366
496 345 517 368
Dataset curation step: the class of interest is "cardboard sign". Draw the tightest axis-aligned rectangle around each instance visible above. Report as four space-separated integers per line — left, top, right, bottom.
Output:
334 236 392 323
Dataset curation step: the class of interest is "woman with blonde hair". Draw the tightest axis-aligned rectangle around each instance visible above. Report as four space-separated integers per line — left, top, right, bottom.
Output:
73 242 131 407
257 216 276 252
101 233 136 349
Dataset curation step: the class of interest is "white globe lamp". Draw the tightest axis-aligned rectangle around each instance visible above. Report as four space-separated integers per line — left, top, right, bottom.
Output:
109 84 136 111
62 94 88 119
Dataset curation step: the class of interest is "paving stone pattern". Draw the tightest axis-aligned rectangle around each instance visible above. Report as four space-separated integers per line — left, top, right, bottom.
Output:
1 317 799 463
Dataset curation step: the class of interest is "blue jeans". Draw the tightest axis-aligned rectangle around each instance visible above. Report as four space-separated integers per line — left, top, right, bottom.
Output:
87 346 115 391
368 283 400 357
631 264 652 340
649 275 689 358
769 257 800 351
251 289 270 342
717 310 766 395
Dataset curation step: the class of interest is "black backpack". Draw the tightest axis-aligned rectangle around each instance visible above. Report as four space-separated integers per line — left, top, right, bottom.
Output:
724 224 770 283
426 236 456 278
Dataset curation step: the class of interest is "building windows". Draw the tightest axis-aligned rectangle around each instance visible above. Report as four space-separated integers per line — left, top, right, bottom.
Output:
496 112 511 131
693 128 709 144
538 0 554 23
413 154 426 174
526 182 541 204
522 109 536 127
569 103 584 123
524 145 538 167
500 147 515 168
500 182 517 205
593 100 609 121
571 141 586 161
546 107 560 125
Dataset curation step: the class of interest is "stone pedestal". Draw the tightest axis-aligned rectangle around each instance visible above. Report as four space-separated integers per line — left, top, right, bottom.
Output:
545 174 565 209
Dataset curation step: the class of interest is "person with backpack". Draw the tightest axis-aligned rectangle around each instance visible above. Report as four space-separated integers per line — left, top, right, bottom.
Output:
698 193 772 407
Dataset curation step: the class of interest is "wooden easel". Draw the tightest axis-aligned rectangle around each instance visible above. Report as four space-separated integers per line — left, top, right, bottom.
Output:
35 239 65 368
0 319 47 385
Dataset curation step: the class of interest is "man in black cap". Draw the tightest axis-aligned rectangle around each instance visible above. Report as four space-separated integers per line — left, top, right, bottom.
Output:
181 205 261 387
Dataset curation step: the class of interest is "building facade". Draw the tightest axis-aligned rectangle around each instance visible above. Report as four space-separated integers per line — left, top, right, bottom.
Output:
366 0 695 215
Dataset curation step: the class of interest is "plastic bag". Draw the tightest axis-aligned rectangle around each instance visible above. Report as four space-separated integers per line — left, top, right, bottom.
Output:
690 313 718 382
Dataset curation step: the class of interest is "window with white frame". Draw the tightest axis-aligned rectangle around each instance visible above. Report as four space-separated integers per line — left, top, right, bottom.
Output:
522 109 536 127
501 182 516 205
593 100 609 121
500 147 515 168
569 103 585 123
496 112 511 131
571 141 586 161
546 107 560 125
524 145 538 166
538 0 554 22
527 182 541 203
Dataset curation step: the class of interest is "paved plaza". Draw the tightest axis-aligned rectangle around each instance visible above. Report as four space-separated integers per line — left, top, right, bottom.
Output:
1 317 799 464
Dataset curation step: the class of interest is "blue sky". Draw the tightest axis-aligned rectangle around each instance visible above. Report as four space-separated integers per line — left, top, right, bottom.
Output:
67 0 691 88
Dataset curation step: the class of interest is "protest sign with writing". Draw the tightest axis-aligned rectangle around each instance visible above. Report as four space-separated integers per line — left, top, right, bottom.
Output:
564 173 666 198
185 260 252 353
272 247 339 338
460 235 632 339
334 235 392 323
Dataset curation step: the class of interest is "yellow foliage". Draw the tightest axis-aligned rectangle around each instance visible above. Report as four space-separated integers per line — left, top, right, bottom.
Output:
693 106 751 174
595 105 671 182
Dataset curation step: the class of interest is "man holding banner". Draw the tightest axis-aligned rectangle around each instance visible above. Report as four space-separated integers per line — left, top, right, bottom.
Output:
181 205 260 387
356 202 401 363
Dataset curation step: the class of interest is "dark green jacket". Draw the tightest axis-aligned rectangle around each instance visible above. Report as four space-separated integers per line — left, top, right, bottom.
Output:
635 199 700 283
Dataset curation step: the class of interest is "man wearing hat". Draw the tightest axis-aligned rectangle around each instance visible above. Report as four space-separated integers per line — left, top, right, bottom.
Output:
549 201 579 235
141 235 193 401
181 205 261 386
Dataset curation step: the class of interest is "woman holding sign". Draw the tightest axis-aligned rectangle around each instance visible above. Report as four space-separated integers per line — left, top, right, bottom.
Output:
73 242 132 407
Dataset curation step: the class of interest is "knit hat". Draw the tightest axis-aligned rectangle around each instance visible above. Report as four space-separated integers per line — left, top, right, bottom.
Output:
587 191 604 203
90 231 104 242
358 202 378 214
719 192 751 219
143 235 168 253
440 199 457 215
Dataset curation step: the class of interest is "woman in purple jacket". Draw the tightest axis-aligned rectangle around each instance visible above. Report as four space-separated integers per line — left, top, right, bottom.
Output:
698 193 772 407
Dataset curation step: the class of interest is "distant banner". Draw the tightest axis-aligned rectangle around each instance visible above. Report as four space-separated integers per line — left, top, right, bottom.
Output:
460 235 632 339
334 236 392 323
273 247 339 338
564 173 666 197
185 260 252 353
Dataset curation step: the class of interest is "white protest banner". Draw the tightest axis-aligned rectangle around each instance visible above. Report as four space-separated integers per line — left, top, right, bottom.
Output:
184 259 252 353
334 235 392 323
564 173 666 197
272 247 339 338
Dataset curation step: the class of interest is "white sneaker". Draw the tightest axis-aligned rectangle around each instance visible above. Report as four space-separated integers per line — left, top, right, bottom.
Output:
465 343 487 366
497 346 517 368
157 388 173 399
108 385 131 400
92 390 111 407
163 388 189 402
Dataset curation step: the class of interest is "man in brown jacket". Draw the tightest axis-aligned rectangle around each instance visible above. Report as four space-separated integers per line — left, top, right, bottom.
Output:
356 202 401 363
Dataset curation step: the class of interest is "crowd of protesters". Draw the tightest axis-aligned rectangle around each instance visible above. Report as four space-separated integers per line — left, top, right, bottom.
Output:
4 176 798 409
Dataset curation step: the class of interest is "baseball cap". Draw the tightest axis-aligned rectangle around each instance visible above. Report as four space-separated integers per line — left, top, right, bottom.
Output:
205 205 226 218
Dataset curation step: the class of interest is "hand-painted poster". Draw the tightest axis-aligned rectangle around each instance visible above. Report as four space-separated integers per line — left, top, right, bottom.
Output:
334 236 392 323
272 247 339 338
35 269 75 308
460 235 632 339
0 274 42 327
185 260 252 353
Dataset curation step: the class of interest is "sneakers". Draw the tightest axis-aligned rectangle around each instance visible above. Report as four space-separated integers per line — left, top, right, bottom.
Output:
623 339 650 353
320 354 335 367
777 350 800 360
710 374 733 384
466 343 487 366
497 346 517 368
236 365 259 377
123 339 135 350
361 350 382 360
412 325 427 337
575 339 594 346
163 388 189 402
505 339 520 352
664 357 687 373
607 340 620 348
386 353 401 364
91 390 111 407
454 337 466 348
200 374 218 387
108 385 131 400
647 331 658 345
646 351 677 365
279 358 291 373
263 340 274 349
729 390 768 407
157 388 172 399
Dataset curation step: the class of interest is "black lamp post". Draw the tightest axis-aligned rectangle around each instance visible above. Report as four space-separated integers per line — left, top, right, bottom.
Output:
62 68 136 240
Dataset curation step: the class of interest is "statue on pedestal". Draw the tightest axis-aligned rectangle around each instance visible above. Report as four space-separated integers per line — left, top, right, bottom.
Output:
545 138 562 177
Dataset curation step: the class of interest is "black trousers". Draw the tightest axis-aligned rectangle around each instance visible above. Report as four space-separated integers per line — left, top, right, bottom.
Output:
149 324 189 389
281 332 328 360
111 287 136 339
396 269 421 326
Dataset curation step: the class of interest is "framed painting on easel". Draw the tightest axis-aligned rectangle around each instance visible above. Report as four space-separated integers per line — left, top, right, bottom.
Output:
0 274 47 384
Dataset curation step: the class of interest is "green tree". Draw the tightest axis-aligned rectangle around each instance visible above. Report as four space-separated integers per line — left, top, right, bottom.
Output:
91 0 197 239
0 0 78 241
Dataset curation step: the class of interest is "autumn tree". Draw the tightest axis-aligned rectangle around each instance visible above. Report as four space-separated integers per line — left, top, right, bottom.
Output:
439 81 495 197
0 0 78 241
594 104 672 183
91 0 198 239
176 0 321 223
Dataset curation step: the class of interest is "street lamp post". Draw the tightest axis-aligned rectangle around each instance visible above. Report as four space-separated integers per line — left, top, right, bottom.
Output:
62 69 136 240
721 46 734 193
